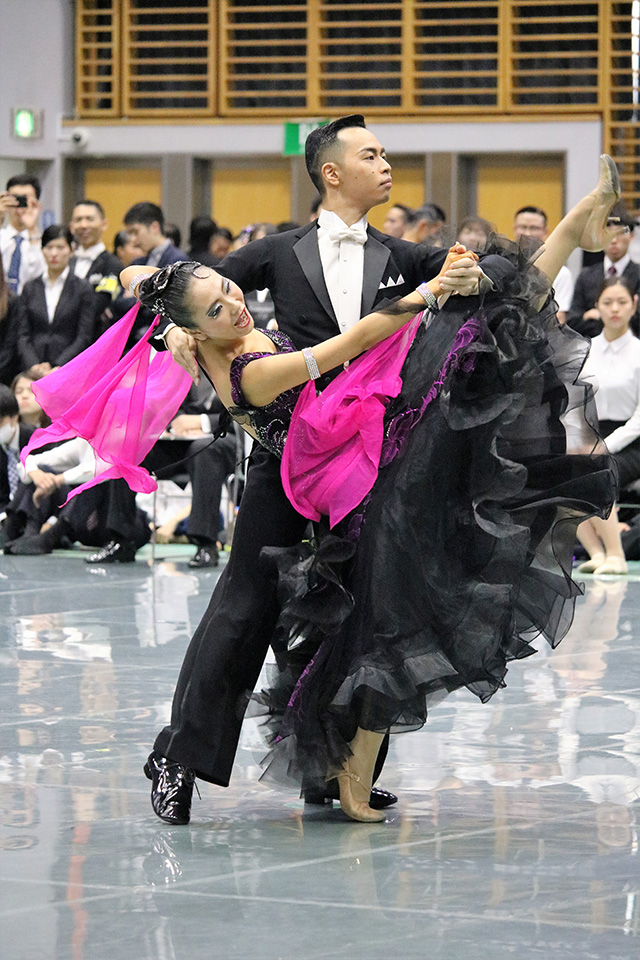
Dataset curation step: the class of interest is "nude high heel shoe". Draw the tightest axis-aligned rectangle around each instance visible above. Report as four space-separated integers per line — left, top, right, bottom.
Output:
332 729 387 823
579 155 626 252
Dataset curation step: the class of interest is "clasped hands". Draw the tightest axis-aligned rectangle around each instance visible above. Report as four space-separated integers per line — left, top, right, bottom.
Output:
28 468 65 507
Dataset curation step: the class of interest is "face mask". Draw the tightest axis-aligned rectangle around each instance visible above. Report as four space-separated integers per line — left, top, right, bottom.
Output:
0 422 17 446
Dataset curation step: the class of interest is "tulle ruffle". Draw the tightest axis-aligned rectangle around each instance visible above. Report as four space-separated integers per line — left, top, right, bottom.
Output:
249 235 618 794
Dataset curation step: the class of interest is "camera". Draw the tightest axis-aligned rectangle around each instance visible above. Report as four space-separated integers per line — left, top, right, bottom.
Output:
14 194 28 208
70 127 89 149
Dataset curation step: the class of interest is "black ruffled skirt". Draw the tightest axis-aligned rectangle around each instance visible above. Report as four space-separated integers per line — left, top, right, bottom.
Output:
250 238 618 794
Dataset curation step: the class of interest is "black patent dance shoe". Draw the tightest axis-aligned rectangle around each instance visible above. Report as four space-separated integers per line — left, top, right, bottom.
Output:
143 751 198 825
304 782 398 810
188 545 218 568
85 539 137 564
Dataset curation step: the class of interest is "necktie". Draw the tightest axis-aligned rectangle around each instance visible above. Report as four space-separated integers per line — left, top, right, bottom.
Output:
5 447 20 497
607 265 617 277
7 235 23 295
326 224 368 245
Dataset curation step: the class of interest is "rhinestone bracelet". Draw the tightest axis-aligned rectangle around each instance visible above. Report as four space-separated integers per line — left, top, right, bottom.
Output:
302 347 321 380
128 273 150 298
416 283 439 313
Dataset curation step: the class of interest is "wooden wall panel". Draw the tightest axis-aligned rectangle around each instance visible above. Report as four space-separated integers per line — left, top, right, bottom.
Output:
83 166 162 233
211 162 291 233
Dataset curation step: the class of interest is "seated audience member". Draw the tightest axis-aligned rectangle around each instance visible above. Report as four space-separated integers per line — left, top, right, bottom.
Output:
13 369 50 429
187 216 218 267
309 194 322 221
124 202 187 268
0 174 46 296
457 216 492 252
113 230 142 267
513 205 574 324
17 226 94 375
567 221 640 338
0 384 34 521
573 276 640 576
4 437 150 559
142 380 238 568
402 203 446 246
69 200 123 335
0 257 21 386
210 227 233 261
383 203 412 238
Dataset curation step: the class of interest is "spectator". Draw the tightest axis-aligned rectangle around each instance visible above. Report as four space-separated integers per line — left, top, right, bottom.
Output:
164 222 182 250
248 223 277 243
309 194 322 221
0 174 46 296
457 216 492 252
113 230 143 267
12 370 49 429
567 221 640 338
17 226 94 376
383 203 412 238
69 199 124 335
210 228 233 261
4 439 150 559
0 384 33 522
513 205 574 324
276 221 301 233
402 203 446 246
187 216 218 267
124 202 187 267
0 256 21 386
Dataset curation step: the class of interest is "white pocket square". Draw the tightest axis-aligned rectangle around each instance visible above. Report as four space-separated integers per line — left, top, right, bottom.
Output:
378 273 405 290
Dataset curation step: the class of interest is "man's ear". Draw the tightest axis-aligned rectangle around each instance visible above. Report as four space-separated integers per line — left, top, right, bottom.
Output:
321 161 340 190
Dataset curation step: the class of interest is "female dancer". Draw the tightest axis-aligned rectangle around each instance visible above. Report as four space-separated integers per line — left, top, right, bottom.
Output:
111 159 622 822
575 275 640 575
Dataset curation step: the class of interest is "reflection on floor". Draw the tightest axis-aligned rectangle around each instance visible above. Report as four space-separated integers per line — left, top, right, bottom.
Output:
1 553 639 959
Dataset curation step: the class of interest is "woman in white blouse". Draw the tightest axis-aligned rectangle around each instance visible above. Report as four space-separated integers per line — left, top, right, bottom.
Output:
577 276 640 574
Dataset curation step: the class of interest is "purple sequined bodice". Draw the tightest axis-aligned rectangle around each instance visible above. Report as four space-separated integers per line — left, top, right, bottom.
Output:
229 328 303 458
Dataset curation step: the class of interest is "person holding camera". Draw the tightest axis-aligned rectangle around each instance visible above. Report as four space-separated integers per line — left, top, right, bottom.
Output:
0 175 46 296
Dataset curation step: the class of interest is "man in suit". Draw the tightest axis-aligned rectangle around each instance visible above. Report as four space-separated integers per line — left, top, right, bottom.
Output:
69 200 124 336
125 202 187 268
567 222 640 337
145 115 516 824
0 174 46 296
0 385 34 525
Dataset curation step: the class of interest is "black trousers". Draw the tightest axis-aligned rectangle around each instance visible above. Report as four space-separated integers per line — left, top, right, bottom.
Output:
600 420 640 490
143 434 238 544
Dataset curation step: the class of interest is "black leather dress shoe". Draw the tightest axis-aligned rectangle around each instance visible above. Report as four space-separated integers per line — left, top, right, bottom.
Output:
86 539 137 564
144 751 197 825
188 545 218 568
304 783 398 809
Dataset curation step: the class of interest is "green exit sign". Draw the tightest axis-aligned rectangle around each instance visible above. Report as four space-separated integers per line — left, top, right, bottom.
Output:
283 119 330 156
11 108 43 140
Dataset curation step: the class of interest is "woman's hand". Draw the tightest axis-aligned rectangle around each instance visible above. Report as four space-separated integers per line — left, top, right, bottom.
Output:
29 469 64 506
435 244 481 296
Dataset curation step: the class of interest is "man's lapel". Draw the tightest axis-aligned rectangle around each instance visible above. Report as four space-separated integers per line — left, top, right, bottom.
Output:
361 230 391 316
293 225 337 323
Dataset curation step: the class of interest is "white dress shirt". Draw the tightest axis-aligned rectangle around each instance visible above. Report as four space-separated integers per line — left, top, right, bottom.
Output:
20 437 108 487
317 209 367 332
581 329 640 453
603 253 631 278
43 266 70 322
553 265 574 313
73 241 106 279
0 224 45 294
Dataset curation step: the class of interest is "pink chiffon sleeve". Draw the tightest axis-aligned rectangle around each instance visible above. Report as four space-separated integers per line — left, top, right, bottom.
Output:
21 303 192 502
281 313 423 527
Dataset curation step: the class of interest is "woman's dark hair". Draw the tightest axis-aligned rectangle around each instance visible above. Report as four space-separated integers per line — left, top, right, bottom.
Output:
137 262 205 329
188 216 217 254
0 384 19 420
164 222 182 249
248 222 277 243
595 274 638 302
305 114 366 194
41 224 73 248
113 229 130 254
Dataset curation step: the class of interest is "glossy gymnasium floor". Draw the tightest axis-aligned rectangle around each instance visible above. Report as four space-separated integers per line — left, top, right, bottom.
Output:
1 547 639 960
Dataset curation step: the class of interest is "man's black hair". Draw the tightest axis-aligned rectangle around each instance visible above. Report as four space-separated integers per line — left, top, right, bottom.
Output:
515 205 547 226
305 115 367 195
0 384 19 421
41 224 73 247
6 174 41 200
72 199 106 218
408 203 446 226
124 201 165 232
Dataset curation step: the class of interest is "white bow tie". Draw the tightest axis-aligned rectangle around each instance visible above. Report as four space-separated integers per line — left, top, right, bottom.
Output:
325 223 368 245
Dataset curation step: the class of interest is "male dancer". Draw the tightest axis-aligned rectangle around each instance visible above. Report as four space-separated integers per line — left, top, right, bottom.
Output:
146 115 516 824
